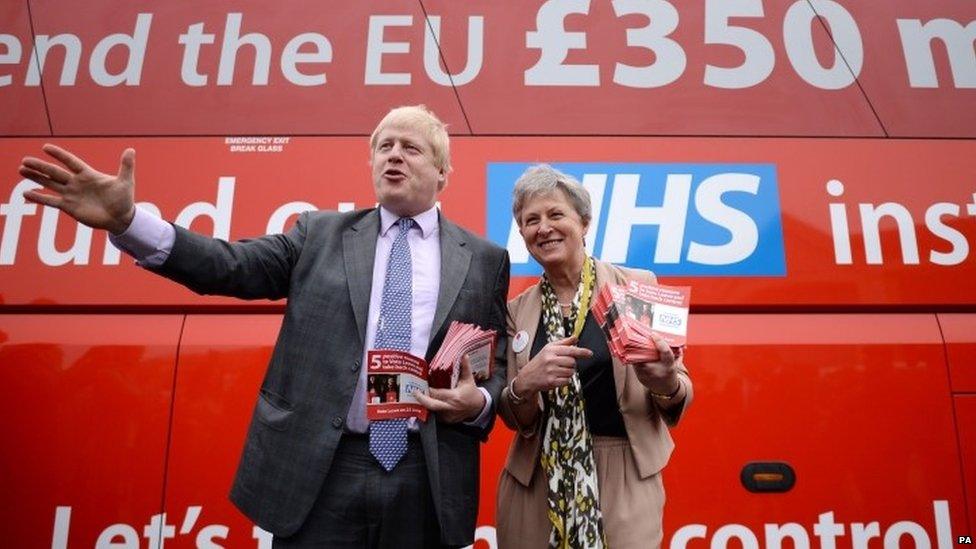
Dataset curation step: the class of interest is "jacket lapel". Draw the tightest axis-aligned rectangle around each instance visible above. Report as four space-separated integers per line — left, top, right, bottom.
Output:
421 215 471 506
343 210 379 346
429 215 472 348
514 284 543 372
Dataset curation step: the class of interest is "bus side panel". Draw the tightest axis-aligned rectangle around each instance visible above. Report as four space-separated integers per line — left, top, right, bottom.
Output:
420 0 883 137
163 314 281 547
941 314 976 393
833 0 976 138
955 396 976 533
0 3 50 135
0 315 182 546
0 312 969 545
663 314 966 546
943 313 976 532
26 1 467 136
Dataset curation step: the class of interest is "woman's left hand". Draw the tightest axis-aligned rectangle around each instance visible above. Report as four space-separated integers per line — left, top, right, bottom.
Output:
633 334 683 395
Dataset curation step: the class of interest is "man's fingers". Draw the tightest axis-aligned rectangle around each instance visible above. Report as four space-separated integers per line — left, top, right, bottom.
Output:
42 144 90 174
18 167 62 191
117 148 135 182
21 158 72 185
413 391 449 411
23 189 63 209
413 391 432 404
457 356 473 383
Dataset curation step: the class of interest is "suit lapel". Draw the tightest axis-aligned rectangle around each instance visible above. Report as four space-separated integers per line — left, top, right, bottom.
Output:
429 215 472 348
421 214 472 518
343 210 379 345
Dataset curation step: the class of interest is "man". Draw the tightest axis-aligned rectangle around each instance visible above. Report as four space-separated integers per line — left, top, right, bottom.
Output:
18 106 510 548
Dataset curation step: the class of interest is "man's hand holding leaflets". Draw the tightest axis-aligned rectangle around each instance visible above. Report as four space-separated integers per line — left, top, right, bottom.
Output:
427 321 496 388
366 321 496 423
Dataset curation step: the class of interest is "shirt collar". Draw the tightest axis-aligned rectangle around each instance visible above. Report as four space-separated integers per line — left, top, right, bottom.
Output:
379 204 439 238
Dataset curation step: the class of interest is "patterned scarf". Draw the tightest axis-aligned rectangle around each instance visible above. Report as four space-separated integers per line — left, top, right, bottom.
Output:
540 256 606 549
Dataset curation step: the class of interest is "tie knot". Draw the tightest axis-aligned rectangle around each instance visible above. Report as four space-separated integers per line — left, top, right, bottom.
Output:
397 217 416 232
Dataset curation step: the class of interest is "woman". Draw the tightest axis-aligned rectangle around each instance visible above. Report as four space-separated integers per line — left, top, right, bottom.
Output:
497 165 693 549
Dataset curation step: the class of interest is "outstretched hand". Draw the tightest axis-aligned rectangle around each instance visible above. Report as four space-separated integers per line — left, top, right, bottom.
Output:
19 144 137 234
414 356 487 424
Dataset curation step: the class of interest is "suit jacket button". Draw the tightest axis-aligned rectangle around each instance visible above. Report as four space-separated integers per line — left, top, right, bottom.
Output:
332 416 344 428
351 359 360 372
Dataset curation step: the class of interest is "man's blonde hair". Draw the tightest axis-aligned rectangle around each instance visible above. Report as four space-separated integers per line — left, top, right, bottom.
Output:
370 105 452 174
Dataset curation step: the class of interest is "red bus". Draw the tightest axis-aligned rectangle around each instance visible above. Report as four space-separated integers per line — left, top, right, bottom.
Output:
2 2 973 547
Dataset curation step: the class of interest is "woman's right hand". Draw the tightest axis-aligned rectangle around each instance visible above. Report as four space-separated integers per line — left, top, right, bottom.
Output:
512 335 593 398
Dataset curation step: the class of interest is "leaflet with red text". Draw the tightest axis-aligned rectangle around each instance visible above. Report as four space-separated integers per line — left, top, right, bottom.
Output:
592 280 691 364
366 350 429 421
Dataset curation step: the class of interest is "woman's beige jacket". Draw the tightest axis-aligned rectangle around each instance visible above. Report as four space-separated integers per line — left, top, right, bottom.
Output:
498 259 693 486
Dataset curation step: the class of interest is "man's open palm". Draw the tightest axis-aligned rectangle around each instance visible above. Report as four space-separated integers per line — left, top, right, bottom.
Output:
19 144 137 235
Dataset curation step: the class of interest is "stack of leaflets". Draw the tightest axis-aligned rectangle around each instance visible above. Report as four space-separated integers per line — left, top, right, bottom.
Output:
428 321 496 389
365 322 496 420
591 280 690 364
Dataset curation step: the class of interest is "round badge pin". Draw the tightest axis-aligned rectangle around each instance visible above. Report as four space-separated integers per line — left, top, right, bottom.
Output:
512 330 529 353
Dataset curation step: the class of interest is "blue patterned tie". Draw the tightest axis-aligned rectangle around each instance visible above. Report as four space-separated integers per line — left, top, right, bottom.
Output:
370 217 415 471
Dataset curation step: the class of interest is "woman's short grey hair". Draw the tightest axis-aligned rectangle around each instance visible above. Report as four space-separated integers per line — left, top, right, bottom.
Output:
512 164 592 226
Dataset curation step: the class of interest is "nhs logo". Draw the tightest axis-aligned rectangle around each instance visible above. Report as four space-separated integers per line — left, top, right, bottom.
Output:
486 163 786 277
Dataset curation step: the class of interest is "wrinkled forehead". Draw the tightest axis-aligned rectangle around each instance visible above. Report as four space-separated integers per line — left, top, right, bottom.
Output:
371 108 440 146
522 188 575 211
372 123 433 147
518 189 584 225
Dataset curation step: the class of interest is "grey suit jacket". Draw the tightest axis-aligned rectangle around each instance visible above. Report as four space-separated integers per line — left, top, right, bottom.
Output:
151 208 510 545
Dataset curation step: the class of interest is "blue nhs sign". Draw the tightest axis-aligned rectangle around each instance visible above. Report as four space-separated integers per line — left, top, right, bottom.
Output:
486 163 786 277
